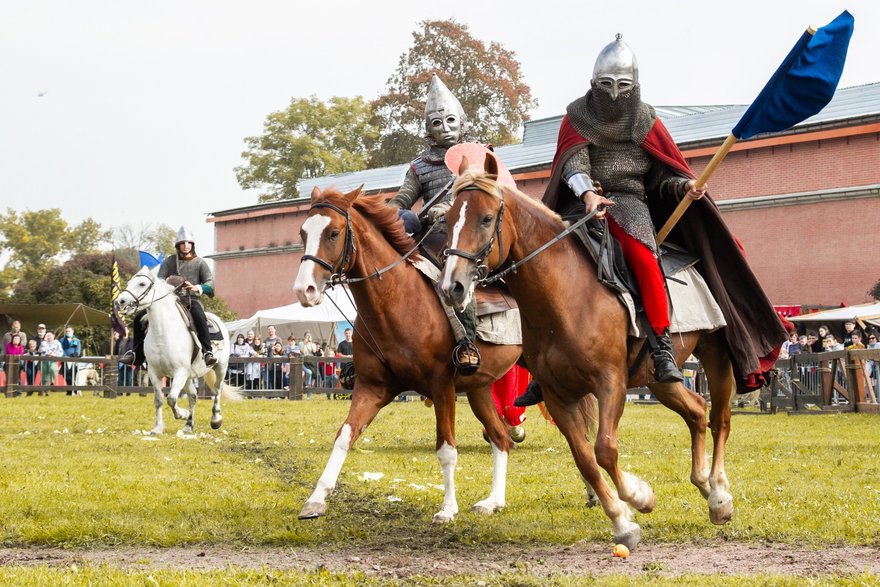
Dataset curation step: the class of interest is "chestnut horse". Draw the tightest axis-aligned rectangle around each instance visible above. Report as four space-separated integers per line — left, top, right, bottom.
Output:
292 186 522 523
438 155 737 549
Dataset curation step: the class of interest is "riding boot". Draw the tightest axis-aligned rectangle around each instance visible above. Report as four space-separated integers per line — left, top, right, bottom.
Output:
513 380 544 407
120 311 147 365
651 329 684 383
189 301 217 368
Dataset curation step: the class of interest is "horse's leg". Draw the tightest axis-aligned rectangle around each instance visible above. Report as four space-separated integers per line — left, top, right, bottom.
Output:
149 376 165 435
166 371 192 422
431 381 459 523
180 378 197 435
464 385 511 515
649 380 711 497
698 339 736 525
591 381 656 516
299 387 394 520
544 392 641 549
210 364 224 430
581 476 599 508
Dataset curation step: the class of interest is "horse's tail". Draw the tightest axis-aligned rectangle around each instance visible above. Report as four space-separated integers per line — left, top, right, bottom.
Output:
204 369 245 401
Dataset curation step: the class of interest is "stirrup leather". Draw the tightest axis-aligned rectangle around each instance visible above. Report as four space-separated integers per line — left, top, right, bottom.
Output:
452 340 481 376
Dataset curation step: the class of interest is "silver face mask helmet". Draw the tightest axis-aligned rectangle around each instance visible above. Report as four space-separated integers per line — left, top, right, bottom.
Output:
175 225 196 255
592 34 639 100
424 74 467 148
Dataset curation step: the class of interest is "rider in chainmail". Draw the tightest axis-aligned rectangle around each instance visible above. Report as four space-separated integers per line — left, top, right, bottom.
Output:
386 75 482 375
516 35 707 407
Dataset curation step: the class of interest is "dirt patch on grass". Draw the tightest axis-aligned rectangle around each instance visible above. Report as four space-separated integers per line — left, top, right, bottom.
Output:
1 542 878 579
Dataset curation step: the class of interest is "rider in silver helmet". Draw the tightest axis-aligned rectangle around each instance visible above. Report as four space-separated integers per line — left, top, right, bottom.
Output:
515 34 785 407
120 226 218 368
387 74 481 374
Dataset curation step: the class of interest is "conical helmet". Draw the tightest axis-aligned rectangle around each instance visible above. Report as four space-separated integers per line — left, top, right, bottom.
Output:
424 74 467 140
175 226 195 245
592 34 639 87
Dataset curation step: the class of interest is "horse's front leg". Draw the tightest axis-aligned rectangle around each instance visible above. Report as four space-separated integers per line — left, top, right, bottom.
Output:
544 391 641 550
699 340 737 525
431 381 459 523
299 387 393 520
150 376 165 435
464 386 510 515
166 371 192 422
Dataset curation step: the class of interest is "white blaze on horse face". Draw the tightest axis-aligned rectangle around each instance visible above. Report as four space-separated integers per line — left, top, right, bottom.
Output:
441 201 474 308
294 214 332 305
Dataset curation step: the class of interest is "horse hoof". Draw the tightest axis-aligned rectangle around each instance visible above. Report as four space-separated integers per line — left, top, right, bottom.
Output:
585 495 599 508
623 473 655 513
472 500 502 515
709 491 734 525
149 428 164 436
432 507 457 524
210 418 222 430
179 427 194 437
509 426 526 444
298 501 326 520
614 525 641 551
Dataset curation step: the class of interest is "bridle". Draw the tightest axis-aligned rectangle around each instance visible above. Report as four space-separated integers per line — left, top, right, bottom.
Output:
443 184 505 283
443 179 606 287
120 273 182 312
300 202 356 283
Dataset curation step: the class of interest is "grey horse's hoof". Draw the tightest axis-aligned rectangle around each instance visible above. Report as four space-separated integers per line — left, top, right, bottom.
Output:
509 425 526 444
298 501 326 520
210 417 222 430
614 525 641 551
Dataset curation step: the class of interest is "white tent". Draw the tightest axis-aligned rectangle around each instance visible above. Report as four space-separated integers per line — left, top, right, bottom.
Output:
789 302 880 329
225 287 356 345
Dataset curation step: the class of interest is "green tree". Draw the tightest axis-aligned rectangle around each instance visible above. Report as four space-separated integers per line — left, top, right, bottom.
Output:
370 19 537 167
870 278 880 301
236 96 380 202
0 208 111 294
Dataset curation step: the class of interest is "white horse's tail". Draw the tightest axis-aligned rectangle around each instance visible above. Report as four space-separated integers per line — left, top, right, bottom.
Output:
204 369 245 401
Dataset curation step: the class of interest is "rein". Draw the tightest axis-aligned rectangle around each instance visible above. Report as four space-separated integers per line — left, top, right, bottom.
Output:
122 273 181 310
447 182 605 286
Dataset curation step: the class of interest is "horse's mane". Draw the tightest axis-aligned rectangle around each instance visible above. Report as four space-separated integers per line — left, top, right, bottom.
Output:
451 170 565 226
318 189 416 256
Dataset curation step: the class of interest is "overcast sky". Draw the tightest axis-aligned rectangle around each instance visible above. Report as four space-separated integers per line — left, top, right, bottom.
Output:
1 0 877 258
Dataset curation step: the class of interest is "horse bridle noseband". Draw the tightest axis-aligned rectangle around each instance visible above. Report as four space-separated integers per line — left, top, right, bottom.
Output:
443 185 505 283
121 273 185 311
300 202 356 284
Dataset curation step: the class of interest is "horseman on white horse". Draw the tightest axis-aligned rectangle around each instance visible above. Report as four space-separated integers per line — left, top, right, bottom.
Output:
120 226 218 369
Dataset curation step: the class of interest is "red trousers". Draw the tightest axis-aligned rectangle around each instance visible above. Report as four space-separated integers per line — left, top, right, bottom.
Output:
607 218 670 335
491 365 529 426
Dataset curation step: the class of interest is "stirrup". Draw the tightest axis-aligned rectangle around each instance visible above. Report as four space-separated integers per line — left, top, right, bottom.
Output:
452 340 481 376
119 351 137 366
203 351 217 368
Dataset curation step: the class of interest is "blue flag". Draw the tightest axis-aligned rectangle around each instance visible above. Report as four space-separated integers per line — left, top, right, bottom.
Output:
732 10 854 140
139 251 164 269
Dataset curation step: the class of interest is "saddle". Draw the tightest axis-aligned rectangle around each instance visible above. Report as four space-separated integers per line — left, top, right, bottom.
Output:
172 300 224 364
568 215 699 296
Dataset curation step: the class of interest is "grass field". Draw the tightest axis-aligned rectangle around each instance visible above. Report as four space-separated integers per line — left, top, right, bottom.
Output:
0 394 878 584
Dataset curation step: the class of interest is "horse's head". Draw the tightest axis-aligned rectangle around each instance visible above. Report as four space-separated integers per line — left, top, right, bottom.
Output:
439 153 513 311
114 265 166 315
293 185 363 306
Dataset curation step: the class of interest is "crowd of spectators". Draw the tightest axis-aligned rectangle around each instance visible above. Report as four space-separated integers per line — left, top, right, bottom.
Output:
226 325 354 398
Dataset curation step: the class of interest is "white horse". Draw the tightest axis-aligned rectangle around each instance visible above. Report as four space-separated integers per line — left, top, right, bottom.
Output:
114 266 240 435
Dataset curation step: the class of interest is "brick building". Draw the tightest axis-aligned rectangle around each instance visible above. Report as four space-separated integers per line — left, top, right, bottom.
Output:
208 83 880 318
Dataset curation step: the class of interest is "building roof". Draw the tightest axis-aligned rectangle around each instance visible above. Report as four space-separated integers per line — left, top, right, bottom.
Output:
210 82 880 217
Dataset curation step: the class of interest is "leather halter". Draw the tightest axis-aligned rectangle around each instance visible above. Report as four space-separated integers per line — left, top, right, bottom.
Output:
443 184 505 282
300 202 356 283
122 273 179 309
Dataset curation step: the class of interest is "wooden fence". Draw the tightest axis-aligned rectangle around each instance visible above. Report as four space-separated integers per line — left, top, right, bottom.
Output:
759 348 880 414
1 355 352 400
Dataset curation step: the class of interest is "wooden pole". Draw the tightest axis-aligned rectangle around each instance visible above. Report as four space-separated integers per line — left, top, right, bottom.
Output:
656 133 739 245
